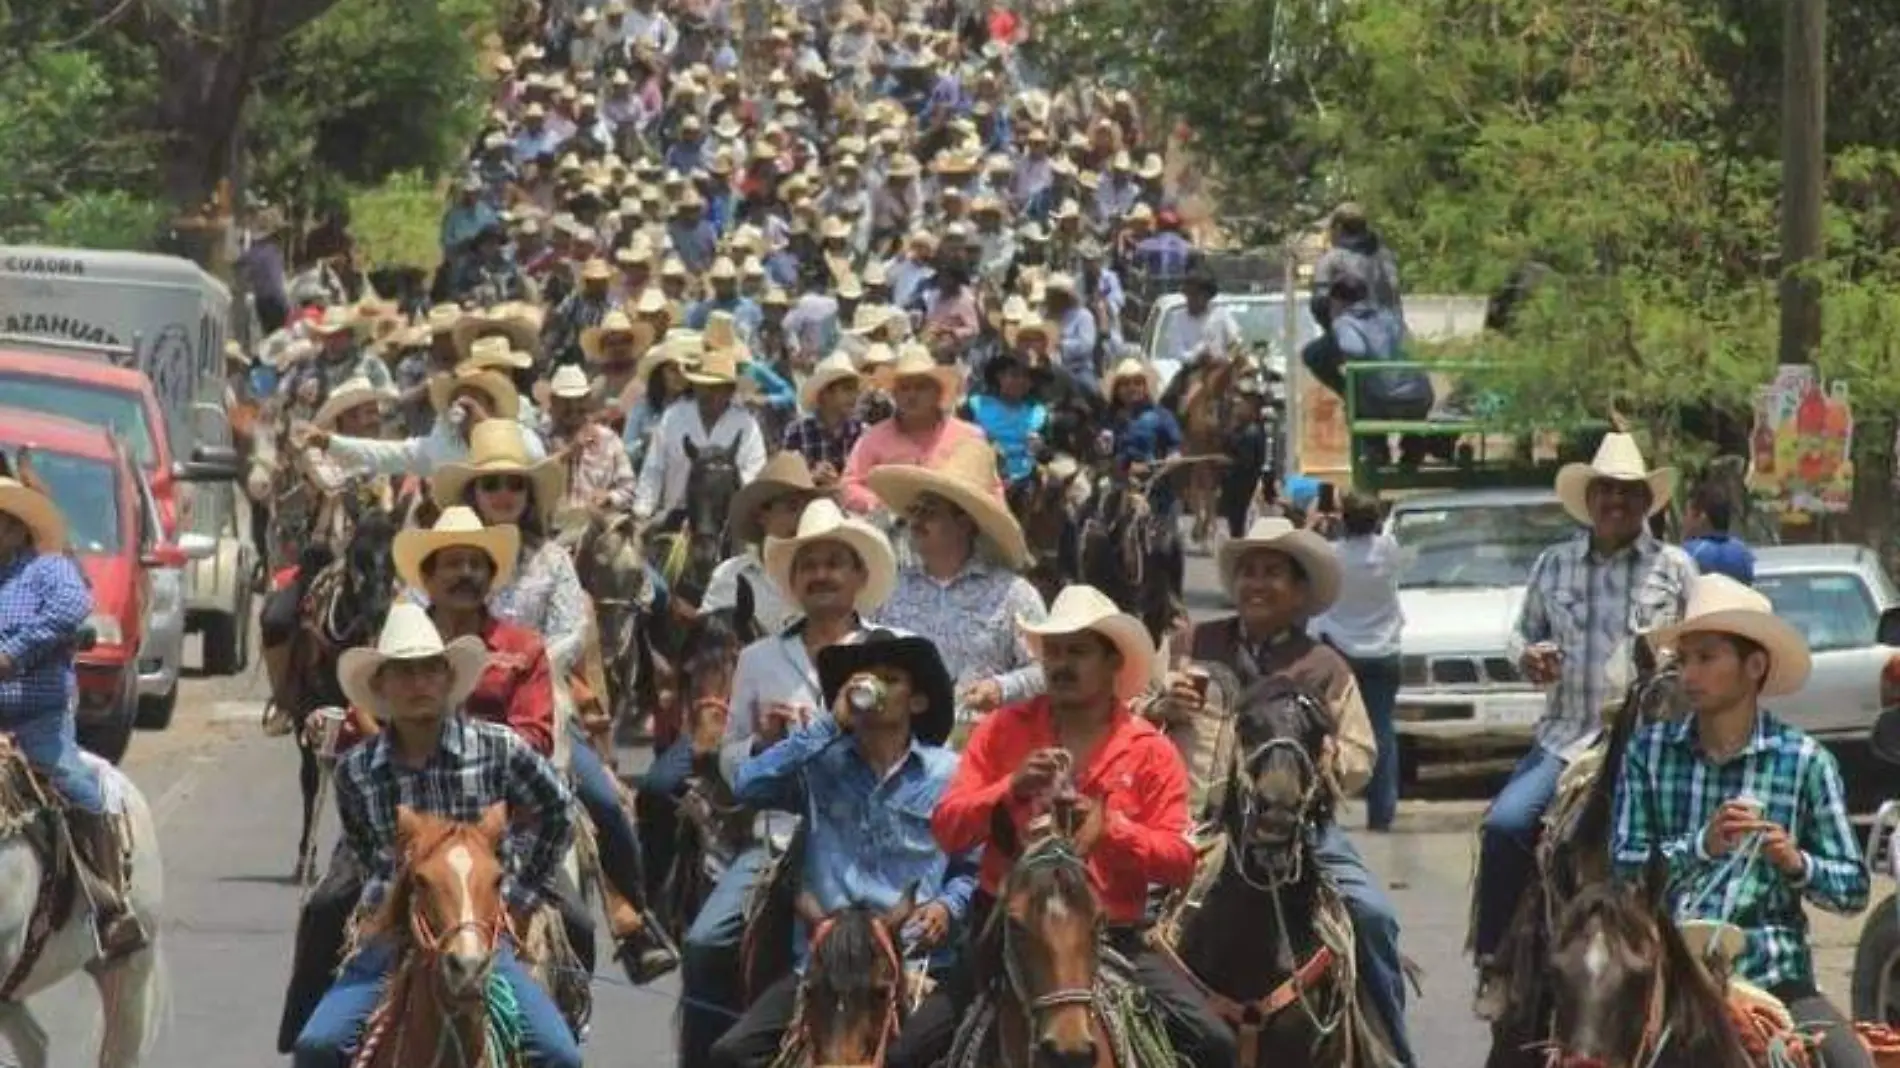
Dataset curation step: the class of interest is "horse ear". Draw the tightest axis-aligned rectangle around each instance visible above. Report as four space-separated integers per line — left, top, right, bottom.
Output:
884 881 919 930
396 805 423 847
477 802 508 846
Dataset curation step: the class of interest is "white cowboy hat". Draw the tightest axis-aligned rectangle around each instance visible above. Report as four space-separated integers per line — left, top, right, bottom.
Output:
1646 574 1811 697
1553 432 1676 525
431 420 566 517
461 335 534 373
762 497 898 614
1018 585 1156 701
887 344 963 410
800 351 862 411
729 451 833 544
337 602 490 720
1101 356 1160 401
452 303 544 359
313 376 386 430
1216 516 1343 613
547 364 593 401
392 504 520 595
428 368 522 420
866 439 1026 568
0 477 66 552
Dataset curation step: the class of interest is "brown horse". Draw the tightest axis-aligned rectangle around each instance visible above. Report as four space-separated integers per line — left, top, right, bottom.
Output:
1007 457 1088 606
560 509 653 744
353 805 515 1068
1172 360 1240 546
779 889 917 1068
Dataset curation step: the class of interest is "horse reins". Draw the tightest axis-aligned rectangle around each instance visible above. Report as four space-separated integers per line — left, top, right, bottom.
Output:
804 913 906 1068
1551 959 1670 1068
992 839 1100 1067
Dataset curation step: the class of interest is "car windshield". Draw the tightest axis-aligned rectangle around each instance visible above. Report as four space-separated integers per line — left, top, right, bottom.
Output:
1390 501 1579 589
1153 298 1317 370
21 452 120 554
1755 571 1876 653
0 375 155 468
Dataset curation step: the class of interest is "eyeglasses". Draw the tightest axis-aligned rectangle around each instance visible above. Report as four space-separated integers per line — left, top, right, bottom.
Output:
476 474 530 494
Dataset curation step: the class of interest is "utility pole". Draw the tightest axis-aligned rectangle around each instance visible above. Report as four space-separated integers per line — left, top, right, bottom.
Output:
1778 0 1827 367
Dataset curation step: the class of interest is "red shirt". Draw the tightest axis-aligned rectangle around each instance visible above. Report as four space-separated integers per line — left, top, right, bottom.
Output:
335 615 555 757
932 696 1194 924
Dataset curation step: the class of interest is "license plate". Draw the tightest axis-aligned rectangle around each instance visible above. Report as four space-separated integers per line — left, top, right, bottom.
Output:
1477 695 1545 725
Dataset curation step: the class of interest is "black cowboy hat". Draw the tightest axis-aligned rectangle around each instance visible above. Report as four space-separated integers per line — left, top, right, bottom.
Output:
817 630 955 747
981 349 1028 394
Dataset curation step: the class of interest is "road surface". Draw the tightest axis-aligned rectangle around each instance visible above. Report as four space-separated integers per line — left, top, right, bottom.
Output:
12 553 1877 1067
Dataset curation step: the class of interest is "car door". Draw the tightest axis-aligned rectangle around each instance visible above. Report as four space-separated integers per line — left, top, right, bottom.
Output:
116 437 157 650
1758 569 1891 738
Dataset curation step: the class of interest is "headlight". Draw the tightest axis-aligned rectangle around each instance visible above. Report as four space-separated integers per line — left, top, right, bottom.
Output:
148 570 181 615
85 614 125 648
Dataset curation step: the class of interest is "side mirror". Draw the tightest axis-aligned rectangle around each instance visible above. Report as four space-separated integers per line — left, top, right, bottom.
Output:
1874 708 1900 767
178 532 218 561
72 624 96 652
1879 606 1900 648
141 543 189 569
173 444 241 483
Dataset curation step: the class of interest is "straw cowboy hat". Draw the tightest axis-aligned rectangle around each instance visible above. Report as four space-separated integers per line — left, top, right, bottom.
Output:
1553 432 1676 525
428 367 521 420
816 630 955 747
432 419 566 515
1018 585 1156 701
1217 516 1343 613
452 304 544 358
800 351 862 411
635 329 703 387
313 376 385 430
337 603 490 720
762 497 899 613
579 310 654 363
1101 356 1160 401
546 364 594 401
392 504 520 591
461 335 534 373
682 339 742 387
887 344 963 410
729 452 833 545
866 440 1027 568
1647 574 1812 698
702 311 750 359
0 477 65 552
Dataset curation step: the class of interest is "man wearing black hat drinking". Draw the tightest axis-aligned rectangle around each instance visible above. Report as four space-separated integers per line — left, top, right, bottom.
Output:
711 630 977 1068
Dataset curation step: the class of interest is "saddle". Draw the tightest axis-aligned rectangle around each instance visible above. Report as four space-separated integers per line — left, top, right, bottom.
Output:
0 735 127 992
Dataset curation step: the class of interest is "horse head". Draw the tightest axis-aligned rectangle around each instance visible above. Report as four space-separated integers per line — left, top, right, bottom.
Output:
386 804 510 1003
1221 676 1336 888
682 435 743 541
983 831 1105 1068
794 887 915 1067
342 505 401 641
678 583 758 758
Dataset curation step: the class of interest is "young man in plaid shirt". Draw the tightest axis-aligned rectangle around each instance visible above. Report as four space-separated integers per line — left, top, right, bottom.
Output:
1612 574 1871 1068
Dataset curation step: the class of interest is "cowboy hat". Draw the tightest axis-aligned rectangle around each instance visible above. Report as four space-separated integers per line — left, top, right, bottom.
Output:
579 309 654 363
866 440 1026 568
1553 433 1676 524
307 305 361 338
763 498 899 613
547 364 594 401
452 304 544 358
337 603 490 720
1216 516 1343 613
729 452 832 545
1101 356 1160 400
428 368 522 420
887 344 963 410
1646 574 1811 697
431 419 566 516
682 339 742 387
1018 585 1156 701
817 630 955 747
313 376 385 430
635 329 703 387
800 351 863 411
0 477 65 552
702 310 750 359
392 505 520 591
461 335 534 373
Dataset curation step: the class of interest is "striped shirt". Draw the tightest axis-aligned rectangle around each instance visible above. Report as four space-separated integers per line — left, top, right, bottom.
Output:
1508 532 1697 755
335 717 573 914
1611 711 1867 990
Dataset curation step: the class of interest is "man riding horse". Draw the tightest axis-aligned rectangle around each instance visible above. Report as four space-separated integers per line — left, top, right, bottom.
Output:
1612 575 1871 1068
290 603 580 1068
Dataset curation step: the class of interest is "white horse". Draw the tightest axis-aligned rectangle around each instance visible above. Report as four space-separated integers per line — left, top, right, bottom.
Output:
0 754 166 1068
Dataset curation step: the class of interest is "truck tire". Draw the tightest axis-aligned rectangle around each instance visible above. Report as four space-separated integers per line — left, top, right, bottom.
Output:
1853 892 1900 1023
202 610 243 676
137 688 177 730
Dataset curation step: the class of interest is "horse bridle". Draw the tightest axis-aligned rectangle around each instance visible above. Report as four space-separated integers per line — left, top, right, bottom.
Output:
1553 924 1673 1068
408 889 507 973
804 913 907 1068
1227 736 1321 893
993 838 1100 1031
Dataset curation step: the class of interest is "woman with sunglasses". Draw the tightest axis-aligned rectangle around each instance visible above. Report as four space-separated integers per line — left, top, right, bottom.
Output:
433 419 681 984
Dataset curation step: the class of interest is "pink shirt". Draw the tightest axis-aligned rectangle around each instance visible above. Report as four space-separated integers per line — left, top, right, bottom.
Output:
840 416 995 513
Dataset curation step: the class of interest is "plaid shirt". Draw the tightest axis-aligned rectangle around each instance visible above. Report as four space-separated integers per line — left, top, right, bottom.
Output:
335 717 573 914
1508 532 1697 755
1612 711 1867 990
0 553 91 723
780 413 862 473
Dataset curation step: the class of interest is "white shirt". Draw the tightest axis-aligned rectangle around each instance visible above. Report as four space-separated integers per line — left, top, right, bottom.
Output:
702 551 797 633
631 398 767 519
327 417 547 478
1157 304 1243 393
1313 533 1407 659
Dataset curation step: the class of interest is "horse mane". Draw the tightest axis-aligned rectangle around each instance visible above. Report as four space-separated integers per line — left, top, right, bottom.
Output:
806 906 895 1006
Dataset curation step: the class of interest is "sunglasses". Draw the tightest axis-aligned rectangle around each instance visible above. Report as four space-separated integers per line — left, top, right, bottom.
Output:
476 474 530 494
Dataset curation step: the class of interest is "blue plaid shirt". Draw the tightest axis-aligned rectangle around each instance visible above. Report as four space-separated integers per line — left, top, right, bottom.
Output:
0 553 91 724
781 414 863 473
1612 710 1867 990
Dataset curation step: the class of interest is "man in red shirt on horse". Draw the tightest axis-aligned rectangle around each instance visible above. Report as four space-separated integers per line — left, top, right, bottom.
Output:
933 585 1237 1068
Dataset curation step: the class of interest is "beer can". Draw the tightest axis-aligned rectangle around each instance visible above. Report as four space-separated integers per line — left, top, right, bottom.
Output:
1183 666 1211 700
846 677 885 714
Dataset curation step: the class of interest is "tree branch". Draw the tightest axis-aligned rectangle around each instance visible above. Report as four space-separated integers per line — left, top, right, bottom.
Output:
256 0 346 44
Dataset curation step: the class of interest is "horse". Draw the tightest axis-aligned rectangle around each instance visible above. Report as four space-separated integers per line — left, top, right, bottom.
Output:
1154 675 1370 1068
645 435 744 610
0 743 166 1068
1545 860 1756 1068
351 804 522 1068
1006 456 1088 607
266 503 402 882
1168 359 1241 547
776 889 917 1068
560 509 653 743
1071 472 1183 647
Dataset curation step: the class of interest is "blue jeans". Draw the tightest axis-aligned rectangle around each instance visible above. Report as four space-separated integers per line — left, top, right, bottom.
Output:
639 735 695 799
293 938 581 1068
1473 747 1565 957
1313 825 1414 1067
569 740 647 909
1348 655 1402 830
679 844 770 1068
7 708 104 813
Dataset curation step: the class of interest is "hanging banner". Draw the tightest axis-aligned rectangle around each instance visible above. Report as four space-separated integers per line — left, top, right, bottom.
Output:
1746 364 1853 514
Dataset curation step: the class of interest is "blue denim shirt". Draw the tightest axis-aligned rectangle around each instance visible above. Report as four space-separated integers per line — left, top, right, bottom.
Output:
0 553 91 725
1684 534 1756 585
733 718 978 974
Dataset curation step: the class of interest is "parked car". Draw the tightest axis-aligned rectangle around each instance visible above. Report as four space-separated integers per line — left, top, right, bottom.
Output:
0 409 211 761
0 353 241 728
1750 544 1900 739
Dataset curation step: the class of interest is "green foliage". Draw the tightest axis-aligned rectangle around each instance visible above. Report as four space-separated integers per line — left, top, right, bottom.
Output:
0 49 164 248
348 171 447 271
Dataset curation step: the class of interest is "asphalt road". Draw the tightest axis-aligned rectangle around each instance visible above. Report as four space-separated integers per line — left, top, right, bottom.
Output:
10 553 1878 1067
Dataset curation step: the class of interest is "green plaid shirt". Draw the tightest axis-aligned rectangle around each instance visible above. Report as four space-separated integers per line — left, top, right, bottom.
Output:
1611 710 1867 991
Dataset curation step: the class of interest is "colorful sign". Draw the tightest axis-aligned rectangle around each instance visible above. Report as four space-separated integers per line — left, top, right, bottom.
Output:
1747 365 1853 514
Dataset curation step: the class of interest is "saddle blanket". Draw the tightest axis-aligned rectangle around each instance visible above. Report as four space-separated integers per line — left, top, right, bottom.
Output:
77 751 131 816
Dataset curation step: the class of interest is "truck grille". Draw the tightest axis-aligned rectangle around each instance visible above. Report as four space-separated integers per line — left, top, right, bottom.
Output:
1402 654 1522 688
